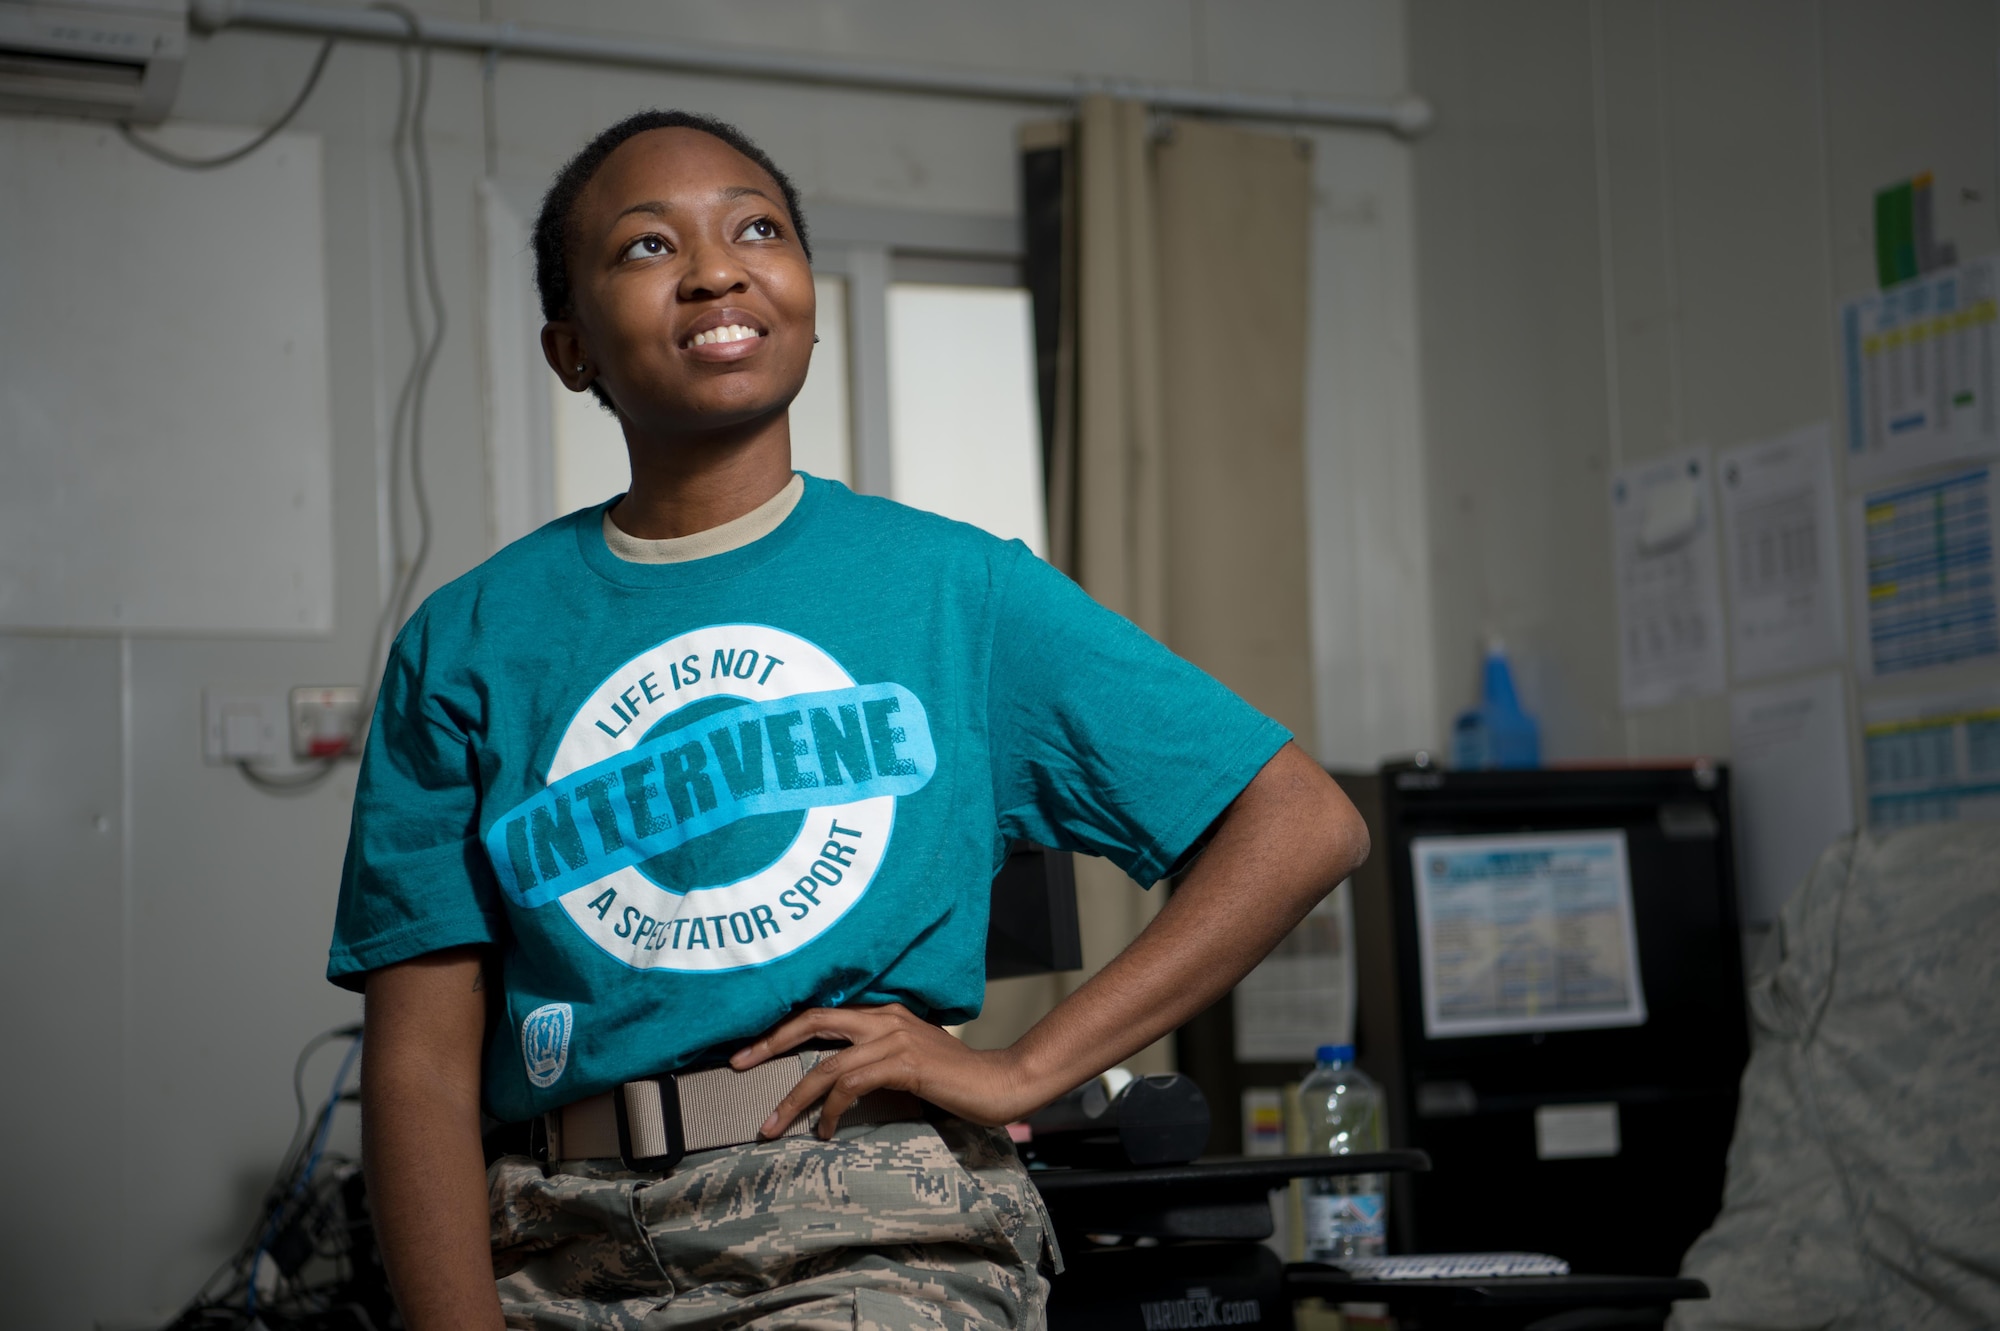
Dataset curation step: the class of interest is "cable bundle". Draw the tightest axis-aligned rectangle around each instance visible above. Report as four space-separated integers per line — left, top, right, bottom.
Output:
160 1026 394 1331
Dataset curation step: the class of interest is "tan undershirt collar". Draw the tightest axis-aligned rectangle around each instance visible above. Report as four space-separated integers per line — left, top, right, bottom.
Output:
602 474 804 565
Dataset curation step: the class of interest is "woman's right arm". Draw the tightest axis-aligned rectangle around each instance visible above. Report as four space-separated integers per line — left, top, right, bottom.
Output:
362 946 507 1331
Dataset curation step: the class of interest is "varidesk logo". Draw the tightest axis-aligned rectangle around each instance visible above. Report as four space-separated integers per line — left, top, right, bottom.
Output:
487 624 934 972
1137 1287 1263 1329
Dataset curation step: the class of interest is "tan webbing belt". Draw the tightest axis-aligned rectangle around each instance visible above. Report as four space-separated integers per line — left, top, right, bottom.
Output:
545 1050 921 1170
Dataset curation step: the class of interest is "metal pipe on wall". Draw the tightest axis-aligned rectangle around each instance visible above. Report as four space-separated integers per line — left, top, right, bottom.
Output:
189 0 1433 137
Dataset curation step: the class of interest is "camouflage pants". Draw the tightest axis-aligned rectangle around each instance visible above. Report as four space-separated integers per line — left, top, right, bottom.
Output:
489 1116 1060 1330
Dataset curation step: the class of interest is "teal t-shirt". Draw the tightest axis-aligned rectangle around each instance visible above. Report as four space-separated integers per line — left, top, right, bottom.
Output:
328 475 1289 1121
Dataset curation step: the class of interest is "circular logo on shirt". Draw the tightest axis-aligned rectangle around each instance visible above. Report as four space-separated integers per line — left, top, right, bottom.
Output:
485 624 935 972
521 1002 573 1087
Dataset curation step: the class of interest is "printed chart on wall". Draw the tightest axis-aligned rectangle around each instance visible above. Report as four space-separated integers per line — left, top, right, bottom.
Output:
1410 832 1646 1040
1862 688 2000 829
1231 884 1354 1061
1611 449 1728 710
1718 424 1846 680
1841 255 2000 486
1848 464 1999 677
1729 672 1855 923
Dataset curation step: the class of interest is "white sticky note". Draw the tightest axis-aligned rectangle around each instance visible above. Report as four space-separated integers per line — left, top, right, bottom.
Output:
1535 1103 1620 1160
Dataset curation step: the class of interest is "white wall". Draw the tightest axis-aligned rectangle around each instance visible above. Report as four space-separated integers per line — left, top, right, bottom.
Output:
1305 111 1438 767
1410 0 1999 770
0 4 1426 1326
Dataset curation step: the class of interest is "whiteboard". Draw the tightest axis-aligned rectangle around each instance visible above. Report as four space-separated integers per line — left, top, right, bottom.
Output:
0 117 333 634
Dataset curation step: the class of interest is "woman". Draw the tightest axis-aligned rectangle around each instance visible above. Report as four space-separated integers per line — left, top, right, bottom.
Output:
332 109 1368 1330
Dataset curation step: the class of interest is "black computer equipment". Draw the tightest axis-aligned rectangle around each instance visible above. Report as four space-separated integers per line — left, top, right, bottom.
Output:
986 842 1083 979
1020 1071 1212 1169
1357 763 1750 1276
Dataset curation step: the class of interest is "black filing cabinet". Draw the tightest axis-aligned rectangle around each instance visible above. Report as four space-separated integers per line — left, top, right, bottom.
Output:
1362 765 1750 1275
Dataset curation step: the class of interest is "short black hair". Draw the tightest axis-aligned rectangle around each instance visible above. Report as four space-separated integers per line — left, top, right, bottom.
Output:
532 110 811 410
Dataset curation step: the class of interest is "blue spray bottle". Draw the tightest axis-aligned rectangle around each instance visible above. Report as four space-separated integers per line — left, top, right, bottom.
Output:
1451 639 1541 769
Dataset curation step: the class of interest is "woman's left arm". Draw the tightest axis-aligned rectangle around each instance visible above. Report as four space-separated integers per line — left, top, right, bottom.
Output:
737 741 1369 1135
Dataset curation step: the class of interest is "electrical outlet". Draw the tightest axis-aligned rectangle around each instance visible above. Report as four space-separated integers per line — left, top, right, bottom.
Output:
290 685 365 760
203 690 286 765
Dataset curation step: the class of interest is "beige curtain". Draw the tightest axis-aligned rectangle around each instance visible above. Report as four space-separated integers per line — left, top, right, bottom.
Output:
962 102 1317 1077
1154 117 1318 745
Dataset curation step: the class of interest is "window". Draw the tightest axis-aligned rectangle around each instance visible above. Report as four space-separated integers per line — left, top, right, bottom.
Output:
887 283 1046 558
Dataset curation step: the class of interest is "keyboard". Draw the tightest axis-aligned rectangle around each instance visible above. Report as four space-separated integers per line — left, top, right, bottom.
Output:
1322 1253 1572 1280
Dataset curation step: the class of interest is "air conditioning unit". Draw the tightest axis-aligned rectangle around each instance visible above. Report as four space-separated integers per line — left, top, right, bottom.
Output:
0 0 187 124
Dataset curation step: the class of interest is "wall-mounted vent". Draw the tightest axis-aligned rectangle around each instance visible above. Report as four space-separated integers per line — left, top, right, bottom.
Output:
0 1 185 124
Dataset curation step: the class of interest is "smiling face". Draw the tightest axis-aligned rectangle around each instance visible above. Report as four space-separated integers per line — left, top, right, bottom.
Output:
543 127 816 441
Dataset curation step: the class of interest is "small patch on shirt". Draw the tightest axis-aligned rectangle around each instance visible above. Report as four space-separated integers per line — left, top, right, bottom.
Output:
522 1002 574 1088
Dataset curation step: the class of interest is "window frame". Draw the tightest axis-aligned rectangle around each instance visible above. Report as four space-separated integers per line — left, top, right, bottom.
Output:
805 203 1024 497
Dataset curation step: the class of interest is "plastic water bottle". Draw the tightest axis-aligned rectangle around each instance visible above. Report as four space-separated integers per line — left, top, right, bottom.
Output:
1297 1044 1387 1261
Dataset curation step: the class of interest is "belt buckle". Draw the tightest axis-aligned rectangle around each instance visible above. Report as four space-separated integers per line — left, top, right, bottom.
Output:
613 1074 686 1172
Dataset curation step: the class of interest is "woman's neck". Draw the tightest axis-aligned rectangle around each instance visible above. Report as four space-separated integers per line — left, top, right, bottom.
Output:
609 416 795 540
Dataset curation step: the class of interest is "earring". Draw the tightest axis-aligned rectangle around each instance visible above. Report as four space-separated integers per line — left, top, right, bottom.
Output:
812 335 821 344
575 364 586 374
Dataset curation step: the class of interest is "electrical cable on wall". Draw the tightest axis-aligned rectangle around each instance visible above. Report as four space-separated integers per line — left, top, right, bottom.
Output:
371 2 446 668
125 18 445 798
118 37 336 169
248 5 446 795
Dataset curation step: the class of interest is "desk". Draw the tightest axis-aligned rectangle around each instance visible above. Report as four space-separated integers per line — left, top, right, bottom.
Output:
1031 1154 1708 1330
1289 1267 1708 1329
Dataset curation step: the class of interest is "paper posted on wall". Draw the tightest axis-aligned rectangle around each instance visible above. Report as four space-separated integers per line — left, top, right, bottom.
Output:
1729 672 1855 923
1840 254 2000 486
1612 449 1728 710
1718 424 1846 681
1861 688 2000 829
1849 464 2000 677
1410 832 1647 1040
1232 882 1354 1062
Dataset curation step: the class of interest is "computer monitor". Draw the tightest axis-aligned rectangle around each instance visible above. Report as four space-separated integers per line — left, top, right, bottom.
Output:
1374 765 1750 1274
987 843 1082 979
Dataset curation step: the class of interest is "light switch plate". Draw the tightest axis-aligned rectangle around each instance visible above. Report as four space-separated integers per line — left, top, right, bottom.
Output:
290 685 364 759
202 690 286 765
